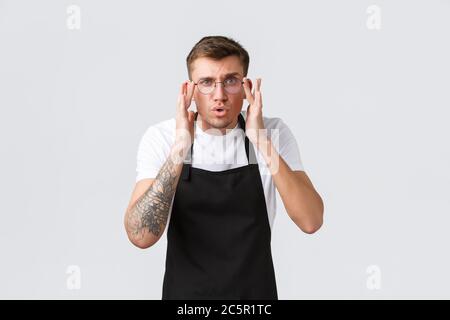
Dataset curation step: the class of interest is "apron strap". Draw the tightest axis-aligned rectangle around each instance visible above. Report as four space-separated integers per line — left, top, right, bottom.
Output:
182 112 257 181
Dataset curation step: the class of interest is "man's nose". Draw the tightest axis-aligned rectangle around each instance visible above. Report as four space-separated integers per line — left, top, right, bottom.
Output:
212 83 227 101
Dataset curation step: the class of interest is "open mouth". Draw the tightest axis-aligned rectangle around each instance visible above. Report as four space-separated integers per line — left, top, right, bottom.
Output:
212 108 227 117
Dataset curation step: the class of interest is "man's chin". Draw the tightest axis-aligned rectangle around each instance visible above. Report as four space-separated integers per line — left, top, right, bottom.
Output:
197 116 235 133
208 118 232 129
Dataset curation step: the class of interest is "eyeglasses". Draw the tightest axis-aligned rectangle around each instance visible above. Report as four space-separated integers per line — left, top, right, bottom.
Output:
193 76 244 95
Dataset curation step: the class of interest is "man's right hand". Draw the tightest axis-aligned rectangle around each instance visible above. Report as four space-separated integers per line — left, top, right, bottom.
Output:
175 80 196 149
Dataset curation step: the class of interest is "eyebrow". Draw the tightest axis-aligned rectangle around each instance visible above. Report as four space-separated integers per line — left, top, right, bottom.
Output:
198 72 242 81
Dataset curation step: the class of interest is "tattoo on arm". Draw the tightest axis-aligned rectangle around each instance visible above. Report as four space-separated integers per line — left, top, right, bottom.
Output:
127 156 181 239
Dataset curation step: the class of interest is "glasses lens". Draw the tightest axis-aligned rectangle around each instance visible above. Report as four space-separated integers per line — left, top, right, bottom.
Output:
224 77 242 94
198 79 214 94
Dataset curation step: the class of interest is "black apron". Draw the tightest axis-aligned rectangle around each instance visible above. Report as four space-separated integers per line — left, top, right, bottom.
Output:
162 112 278 300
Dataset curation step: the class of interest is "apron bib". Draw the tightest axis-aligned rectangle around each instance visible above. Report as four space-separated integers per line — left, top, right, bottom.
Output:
162 112 277 299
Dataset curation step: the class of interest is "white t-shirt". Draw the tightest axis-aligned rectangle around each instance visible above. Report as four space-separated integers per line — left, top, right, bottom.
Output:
135 110 304 230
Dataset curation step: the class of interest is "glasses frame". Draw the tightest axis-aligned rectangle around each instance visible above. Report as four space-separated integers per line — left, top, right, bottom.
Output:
193 76 245 95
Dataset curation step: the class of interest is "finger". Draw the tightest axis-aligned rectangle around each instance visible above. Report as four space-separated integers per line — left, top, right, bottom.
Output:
251 78 256 97
247 78 260 112
177 82 187 113
179 82 183 95
243 77 254 105
255 89 262 109
181 81 190 108
256 78 261 92
187 80 195 100
185 80 195 108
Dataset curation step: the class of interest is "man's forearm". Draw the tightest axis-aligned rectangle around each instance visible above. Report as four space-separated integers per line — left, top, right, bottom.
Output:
256 137 324 233
125 141 189 247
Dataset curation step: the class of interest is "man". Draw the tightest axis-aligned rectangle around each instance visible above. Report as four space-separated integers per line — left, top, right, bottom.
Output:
124 36 324 300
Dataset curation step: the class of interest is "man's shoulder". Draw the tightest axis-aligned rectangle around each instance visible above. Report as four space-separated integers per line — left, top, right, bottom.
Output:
142 117 176 137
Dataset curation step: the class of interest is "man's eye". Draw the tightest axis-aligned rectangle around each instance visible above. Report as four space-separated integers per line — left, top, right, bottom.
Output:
224 77 237 85
200 80 212 86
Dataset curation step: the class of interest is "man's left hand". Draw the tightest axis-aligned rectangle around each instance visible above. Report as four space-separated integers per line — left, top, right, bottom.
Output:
243 78 267 146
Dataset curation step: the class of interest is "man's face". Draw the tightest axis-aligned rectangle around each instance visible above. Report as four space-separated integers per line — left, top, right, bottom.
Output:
190 56 251 133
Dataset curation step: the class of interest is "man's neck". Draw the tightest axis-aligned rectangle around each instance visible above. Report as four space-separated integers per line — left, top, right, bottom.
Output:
196 113 239 136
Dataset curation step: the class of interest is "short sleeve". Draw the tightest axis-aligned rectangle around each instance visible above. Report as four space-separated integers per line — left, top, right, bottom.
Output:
271 118 305 172
135 126 167 182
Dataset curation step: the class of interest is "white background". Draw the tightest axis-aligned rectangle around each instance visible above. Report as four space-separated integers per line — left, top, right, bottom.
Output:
0 0 449 299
